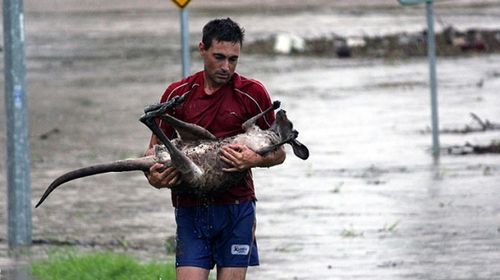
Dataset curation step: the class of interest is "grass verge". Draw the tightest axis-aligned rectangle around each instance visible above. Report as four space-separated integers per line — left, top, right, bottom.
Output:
31 251 176 280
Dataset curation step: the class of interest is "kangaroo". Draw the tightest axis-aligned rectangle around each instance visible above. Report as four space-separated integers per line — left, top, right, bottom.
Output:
35 99 309 208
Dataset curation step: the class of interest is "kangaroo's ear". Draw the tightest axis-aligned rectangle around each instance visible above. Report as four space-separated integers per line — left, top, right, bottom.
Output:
290 139 309 160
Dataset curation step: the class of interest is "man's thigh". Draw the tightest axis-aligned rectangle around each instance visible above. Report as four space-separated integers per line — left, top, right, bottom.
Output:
213 201 259 267
175 207 214 269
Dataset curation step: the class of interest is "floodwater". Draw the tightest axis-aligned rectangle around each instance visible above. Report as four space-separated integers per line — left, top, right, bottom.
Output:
1 0 500 279
250 55 500 279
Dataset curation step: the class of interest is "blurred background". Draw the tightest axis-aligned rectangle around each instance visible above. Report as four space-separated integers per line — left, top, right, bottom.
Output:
1 0 499 279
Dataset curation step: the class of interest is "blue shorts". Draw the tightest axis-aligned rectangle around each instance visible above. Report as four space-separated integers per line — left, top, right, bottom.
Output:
175 200 259 269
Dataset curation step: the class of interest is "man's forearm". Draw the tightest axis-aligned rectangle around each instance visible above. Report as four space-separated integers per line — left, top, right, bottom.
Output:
255 146 286 168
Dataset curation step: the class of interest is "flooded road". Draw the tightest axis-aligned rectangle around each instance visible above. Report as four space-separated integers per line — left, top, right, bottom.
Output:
246 55 500 279
1 0 500 279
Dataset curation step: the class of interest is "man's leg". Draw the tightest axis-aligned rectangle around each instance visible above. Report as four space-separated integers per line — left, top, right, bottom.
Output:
177 266 210 280
213 201 259 280
175 207 214 279
217 267 248 280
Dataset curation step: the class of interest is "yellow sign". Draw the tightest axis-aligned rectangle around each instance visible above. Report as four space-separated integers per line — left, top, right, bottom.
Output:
171 0 191 9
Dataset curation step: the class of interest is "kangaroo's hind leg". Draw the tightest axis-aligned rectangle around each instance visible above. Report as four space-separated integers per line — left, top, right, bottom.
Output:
158 114 217 141
139 100 204 182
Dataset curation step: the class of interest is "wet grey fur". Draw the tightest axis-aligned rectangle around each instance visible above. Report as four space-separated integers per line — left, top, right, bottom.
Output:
35 101 309 208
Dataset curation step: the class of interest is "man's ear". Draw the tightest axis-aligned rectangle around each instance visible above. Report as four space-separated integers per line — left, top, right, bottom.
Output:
199 42 206 55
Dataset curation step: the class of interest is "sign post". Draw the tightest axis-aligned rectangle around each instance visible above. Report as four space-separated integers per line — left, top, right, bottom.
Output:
398 0 440 159
3 0 32 248
171 0 191 78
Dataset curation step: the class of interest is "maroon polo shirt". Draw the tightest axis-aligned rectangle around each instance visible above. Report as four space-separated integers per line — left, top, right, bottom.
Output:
158 71 275 208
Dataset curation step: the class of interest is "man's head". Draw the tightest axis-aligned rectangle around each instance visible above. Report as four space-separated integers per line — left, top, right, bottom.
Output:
199 18 245 89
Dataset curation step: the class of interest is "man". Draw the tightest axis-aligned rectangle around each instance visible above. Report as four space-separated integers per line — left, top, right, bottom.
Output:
145 18 286 280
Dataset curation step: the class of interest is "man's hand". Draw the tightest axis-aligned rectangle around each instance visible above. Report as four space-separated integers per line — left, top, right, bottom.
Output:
146 163 181 189
220 144 263 172
144 144 181 189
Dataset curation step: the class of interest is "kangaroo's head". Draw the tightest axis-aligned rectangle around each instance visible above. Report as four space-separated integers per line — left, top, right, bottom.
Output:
272 110 309 160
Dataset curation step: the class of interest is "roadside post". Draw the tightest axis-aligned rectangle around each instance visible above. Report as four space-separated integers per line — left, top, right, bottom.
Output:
398 0 440 160
171 0 191 78
3 0 32 248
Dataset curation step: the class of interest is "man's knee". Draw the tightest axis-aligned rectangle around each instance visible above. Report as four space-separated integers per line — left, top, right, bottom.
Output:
176 266 210 280
217 267 248 280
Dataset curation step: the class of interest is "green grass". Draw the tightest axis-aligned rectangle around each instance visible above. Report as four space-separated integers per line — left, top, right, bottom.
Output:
31 251 176 280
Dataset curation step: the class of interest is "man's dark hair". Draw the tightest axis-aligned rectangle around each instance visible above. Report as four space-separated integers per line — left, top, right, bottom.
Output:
202 18 245 50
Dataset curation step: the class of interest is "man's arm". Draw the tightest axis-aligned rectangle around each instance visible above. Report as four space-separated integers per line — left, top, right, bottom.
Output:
220 144 286 172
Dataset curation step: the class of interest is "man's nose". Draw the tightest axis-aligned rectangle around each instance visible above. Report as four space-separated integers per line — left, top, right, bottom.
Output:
220 59 230 71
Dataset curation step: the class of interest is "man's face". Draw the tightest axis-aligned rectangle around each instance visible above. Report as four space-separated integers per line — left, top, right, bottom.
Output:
200 39 241 87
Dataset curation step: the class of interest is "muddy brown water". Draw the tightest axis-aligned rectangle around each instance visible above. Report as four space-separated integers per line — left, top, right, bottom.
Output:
1 1 500 279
